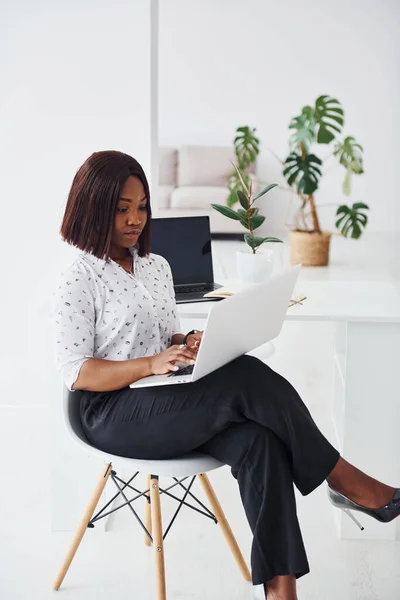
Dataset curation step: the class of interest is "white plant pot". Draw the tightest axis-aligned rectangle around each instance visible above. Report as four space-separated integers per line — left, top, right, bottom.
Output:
236 248 274 283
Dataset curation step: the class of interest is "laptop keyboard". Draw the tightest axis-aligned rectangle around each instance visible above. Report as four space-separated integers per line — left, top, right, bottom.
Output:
167 364 195 378
175 285 215 294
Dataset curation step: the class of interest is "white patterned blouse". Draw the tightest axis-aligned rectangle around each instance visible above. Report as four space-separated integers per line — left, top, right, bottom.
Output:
51 245 181 391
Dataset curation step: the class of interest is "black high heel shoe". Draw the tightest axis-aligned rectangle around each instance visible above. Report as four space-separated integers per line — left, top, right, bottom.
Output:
328 485 400 530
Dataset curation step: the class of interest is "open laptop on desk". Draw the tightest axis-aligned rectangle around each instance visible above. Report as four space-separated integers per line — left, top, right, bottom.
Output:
150 216 222 303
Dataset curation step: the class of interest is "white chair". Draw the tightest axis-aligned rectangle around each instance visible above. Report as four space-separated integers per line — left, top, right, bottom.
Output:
53 387 252 599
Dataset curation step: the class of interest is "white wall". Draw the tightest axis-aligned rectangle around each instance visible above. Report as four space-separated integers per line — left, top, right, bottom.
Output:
0 0 152 528
159 0 400 233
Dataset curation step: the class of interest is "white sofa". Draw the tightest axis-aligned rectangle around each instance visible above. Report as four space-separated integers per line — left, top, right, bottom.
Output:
153 146 260 237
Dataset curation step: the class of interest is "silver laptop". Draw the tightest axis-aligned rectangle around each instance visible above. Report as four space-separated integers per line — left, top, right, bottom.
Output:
129 265 300 388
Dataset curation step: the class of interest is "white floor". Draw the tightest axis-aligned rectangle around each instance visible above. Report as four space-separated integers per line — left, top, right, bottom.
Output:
2 233 400 599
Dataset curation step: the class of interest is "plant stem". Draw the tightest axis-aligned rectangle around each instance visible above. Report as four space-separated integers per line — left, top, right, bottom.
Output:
246 189 257 253
299 142 321 233
300 208 310 231
308 195 321 233
247 206 256 253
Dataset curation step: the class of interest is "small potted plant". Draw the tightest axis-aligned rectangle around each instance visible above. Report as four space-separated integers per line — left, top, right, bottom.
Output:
212 164 283 283
282 95 369 266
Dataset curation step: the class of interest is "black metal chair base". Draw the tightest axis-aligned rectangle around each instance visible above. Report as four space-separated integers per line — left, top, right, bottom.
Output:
88 471 218 542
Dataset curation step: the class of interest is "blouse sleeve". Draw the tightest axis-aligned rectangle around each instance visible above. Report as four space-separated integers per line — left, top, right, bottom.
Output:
164 259 181 336
50 267 95 391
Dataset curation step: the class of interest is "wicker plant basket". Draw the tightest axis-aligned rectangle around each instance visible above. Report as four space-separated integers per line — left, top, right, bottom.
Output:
289 231 332 266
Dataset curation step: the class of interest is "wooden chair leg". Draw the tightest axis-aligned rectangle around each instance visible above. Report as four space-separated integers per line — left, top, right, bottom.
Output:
52 462 113 590
149 475 166 600
198 473 252 582
144 474 152 546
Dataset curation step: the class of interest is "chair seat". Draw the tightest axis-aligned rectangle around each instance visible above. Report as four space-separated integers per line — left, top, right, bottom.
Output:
64 387 225 476
80 442 225 477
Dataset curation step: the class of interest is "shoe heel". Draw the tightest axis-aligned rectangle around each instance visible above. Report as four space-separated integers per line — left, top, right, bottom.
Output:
343 508 365 531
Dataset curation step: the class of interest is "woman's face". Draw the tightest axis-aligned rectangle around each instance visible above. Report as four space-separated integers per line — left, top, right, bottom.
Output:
111 175 148 253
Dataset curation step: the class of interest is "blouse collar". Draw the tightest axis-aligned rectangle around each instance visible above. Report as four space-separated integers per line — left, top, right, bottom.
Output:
82 244 139 268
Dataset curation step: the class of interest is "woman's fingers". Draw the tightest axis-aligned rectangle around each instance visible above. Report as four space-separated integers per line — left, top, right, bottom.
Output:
167 355 193 371
167 362 179 371
168 346 196 365
177 354 196 365
179 350 197 360
174 345 196 359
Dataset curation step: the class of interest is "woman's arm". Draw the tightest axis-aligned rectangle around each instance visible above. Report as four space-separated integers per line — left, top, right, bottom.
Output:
73 340 197 392
72 356 153 392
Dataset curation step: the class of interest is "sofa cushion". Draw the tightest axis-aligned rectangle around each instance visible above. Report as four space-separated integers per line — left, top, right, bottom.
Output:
170 185 229 209
158 147 178 186
156 185 175 209
178 146 236 187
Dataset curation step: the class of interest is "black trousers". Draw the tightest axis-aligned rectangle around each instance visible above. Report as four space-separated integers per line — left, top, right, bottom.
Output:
80 355 340 585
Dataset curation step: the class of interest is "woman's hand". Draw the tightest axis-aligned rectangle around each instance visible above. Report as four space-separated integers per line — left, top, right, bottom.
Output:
186 331 203 355
150 344 197 375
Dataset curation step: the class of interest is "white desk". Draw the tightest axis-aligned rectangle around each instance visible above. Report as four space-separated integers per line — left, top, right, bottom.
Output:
178 277 400 541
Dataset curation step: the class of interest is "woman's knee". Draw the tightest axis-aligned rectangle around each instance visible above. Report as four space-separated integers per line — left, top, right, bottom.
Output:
200 421 287 469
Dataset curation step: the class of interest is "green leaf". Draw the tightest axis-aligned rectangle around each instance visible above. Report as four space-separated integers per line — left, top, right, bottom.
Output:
333 136 364 195
233 126 260 169
237 210 251 230
335 215 347 228
250 214 265 230
237 189 250 209
334 136 363 168
357 213 368 226
238 209 261 230
283 152 322 195
314 95 344 144
211 203 241 221
289 110 316 152
226 187 237 207
335 203 369 239
244 234 265 249
231 162 250 195
253 183 278 201
262 237 283 243
227 169 251 206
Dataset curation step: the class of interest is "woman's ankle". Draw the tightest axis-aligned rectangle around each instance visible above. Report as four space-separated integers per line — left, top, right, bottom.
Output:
264 574 297 600
327 457 395 508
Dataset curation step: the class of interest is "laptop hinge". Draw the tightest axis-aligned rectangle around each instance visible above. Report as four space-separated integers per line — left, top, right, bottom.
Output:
174 283 212 289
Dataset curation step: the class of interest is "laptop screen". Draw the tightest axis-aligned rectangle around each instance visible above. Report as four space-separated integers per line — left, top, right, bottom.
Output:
150 216 214 286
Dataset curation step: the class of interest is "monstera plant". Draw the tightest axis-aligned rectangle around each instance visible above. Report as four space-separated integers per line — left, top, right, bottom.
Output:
227 126 260 207
282 95 369 265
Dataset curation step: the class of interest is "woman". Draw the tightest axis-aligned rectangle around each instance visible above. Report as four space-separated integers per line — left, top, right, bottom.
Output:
52 150 400 600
